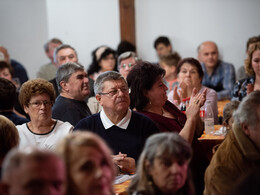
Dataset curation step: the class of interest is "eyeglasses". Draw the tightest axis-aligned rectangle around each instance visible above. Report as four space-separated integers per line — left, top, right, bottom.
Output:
28 100 53 108
98 87 129 97
120 63 135 69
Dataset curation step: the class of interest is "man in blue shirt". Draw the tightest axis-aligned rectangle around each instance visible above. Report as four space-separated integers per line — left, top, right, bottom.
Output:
197 41 236 100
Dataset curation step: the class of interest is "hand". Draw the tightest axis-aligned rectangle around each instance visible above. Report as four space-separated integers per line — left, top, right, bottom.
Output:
186 88 206 120
112 152 136 174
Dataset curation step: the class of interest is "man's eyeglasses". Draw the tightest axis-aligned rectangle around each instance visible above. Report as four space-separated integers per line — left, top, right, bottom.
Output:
28 100 53 108
98 87 129 97
120 63 135 69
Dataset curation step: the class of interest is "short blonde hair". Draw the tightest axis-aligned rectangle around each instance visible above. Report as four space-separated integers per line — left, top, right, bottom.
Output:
245 42 260 76
0 115 19 159
56 131 115 194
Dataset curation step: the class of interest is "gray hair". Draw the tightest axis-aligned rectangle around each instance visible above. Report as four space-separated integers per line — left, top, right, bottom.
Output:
44 38 62 52
117 51 140 70
94 71 126 95
1 147 63 181
56 62 84 92
128 132 193 194
53 44 77 64
233 91 260 128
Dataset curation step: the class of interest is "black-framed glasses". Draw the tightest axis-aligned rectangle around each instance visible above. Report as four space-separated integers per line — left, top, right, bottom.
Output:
28 100 53 108
98 87 129 97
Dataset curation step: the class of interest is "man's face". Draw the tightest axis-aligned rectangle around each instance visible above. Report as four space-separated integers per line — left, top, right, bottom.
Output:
96 79 130 115
46 42 61 61
63 70 89 101
5 157 65 195
156 43 172 57
198 42 219 69
119 57 136 79
56 48 78 66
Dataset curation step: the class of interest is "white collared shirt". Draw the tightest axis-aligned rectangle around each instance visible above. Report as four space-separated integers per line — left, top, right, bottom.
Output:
100 109 132 130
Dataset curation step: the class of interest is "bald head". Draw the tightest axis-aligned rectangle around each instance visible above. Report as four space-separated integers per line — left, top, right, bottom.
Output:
1 148 66 195
197 41 219 69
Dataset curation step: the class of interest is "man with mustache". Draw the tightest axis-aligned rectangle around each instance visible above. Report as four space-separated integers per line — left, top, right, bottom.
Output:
52 62 91 126
74 71 159 174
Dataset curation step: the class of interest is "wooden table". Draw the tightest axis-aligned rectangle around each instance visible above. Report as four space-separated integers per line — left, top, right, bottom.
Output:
198 125 225 161
114 179 131 195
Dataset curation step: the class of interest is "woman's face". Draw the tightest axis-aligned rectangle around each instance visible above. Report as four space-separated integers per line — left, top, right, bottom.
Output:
0 67 12 81
148 155 189 194
145 77 168 107
69 145 114 195
24 93 53 122
99 53 116 72
252 49 260 76
178 63 201 88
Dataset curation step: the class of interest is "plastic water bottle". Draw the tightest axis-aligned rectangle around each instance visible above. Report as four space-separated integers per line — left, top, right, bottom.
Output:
204 101 214 135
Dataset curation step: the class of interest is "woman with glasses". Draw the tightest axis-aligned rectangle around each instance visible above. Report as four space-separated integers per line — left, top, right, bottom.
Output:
117 51 140 79
16 78 73 149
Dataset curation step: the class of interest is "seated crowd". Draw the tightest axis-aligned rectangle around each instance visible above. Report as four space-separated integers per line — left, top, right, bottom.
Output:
0 35 260 195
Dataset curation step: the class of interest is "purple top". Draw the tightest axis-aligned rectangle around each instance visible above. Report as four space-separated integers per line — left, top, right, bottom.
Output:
138 100 186 133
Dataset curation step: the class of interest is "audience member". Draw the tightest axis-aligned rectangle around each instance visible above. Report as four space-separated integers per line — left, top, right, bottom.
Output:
17 79 73 149
56 131 115 195
0 78 29 125
127 61 205 143
222 100 240 132
117 40 136 56
37 38 62 80
50 44 95 100
0 62 28 118
237 35 260 80
159 52 181 93
88 51 140 114
0 148 66 195
197 41 236 100
52 62 92 126
49 44 78 96
128 132 195 195
117 51 140 79
88 46 117 81
154 36 173 58
232 42 260 101
0 46 29 84
204 91 260 195
74 71 159 174
167 58 218 124
0 115 19 179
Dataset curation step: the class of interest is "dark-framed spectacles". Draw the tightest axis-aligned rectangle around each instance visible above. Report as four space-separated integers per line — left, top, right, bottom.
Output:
28 100 53 108
98 87 129 97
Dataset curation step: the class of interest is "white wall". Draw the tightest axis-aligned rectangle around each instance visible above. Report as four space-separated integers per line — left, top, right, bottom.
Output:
46 0 120 70
0 0 48 79
136 0 260 68
1 0 260 79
